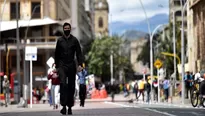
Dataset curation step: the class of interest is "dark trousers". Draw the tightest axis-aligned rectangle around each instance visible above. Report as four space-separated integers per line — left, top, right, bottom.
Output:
186 86 191 99
154 87 158 101
137 89 144 101
58 65 76 108
164 89 169 101
135 89 138 100
146 90 150 102
79 84 86 105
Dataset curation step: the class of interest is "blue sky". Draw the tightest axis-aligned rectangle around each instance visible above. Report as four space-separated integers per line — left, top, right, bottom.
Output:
107 0 169 23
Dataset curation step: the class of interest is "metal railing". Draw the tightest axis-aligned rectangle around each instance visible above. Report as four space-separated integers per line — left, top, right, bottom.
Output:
0 36 59 50
22 36 59 44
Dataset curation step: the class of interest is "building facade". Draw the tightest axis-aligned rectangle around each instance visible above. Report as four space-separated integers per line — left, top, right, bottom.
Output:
188 0 205 72
130 38 149 74
0 0 94 88
94 0 109 38
169 0 187 28
71 0 94 46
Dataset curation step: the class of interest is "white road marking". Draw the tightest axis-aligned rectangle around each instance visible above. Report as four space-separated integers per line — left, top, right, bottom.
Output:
104 101 176 116
144 108 176 116
104 101 133 108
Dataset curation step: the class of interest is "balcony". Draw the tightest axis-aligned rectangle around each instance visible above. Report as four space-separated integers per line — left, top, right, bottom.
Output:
0 36 59 50
32 13 41 19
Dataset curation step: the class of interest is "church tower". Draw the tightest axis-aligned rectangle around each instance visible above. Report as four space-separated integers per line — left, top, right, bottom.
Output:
94 0 109 38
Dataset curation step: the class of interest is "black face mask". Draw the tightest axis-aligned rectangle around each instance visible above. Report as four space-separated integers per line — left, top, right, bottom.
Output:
64 30 70 36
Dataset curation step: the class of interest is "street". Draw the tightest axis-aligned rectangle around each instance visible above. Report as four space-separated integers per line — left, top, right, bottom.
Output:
0 102 205 116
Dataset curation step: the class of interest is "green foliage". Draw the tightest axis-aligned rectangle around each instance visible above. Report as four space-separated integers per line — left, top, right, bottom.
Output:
87 36 133 82
137 34 150 66
137 22 187 77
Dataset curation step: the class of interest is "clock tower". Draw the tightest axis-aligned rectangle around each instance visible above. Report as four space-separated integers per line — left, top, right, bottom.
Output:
94 0 109 37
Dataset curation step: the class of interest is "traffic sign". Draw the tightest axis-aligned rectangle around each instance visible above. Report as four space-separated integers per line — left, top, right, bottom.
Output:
47 57 55 68
25 46 37 61
154 59 162 69
25 54 37 61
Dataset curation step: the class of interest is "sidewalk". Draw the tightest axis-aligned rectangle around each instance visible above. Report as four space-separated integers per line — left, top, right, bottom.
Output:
80 94 129 102
0 104 53 113
0 94 129 113
134 96 192 108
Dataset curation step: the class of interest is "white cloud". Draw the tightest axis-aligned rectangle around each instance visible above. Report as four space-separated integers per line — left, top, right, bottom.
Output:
107 0 169 23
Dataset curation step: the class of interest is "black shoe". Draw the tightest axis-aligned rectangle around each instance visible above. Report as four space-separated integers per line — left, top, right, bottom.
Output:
60 106 66 115
82 101 85 107
67 107 72 115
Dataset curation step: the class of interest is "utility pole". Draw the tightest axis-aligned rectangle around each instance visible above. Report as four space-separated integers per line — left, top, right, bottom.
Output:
16 0 21 103
172 10 176 103
110 14 114 85
0 0 8 106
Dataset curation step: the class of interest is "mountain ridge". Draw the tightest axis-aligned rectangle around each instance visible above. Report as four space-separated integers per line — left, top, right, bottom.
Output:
109 13 169 35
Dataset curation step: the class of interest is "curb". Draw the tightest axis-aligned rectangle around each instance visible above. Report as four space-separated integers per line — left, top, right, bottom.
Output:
134 101 193 108
76 99 129 103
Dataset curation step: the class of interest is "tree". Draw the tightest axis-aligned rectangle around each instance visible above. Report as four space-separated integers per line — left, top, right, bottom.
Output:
137 34 159 67
87 36 133 82
154 23 183 77
137 22 187 77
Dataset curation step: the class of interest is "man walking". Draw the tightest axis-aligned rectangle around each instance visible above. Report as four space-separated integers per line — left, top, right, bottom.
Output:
55 22 84 115
77 67 87 107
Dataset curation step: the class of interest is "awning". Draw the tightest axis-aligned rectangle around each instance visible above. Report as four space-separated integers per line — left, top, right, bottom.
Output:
0 17 62 32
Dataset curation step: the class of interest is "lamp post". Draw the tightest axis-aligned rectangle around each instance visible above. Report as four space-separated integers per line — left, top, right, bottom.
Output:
151 24 167 103
138 0 153 102
0 0 7 106
172 10 177 103
110 14 113 85
16 0 21 104
181 0 189 105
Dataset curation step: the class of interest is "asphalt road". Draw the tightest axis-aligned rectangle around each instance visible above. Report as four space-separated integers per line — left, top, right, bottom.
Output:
0 107 167 116
0 102 204 116
107 102 205 116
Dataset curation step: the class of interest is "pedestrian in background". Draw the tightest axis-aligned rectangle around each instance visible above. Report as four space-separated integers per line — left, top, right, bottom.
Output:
184 71 193 99
3 75 10 107
77 66 87 107
146 79 151 103
163 77 170 102
134 81 138 100
137 79 145 101
55 22 84 115
48 63 60 109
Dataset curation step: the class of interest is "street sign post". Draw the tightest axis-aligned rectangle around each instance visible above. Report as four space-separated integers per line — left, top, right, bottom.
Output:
154 59 163 103
25 46 37 108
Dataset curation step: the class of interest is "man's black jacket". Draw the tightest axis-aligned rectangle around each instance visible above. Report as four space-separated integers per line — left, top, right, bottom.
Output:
55 34 84 68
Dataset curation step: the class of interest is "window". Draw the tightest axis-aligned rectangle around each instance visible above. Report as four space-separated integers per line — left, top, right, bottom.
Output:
31 2 41 19
175 11 181 16
11 56 16 67
174 1 181 6
10 2 20 20
98 17 103 28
